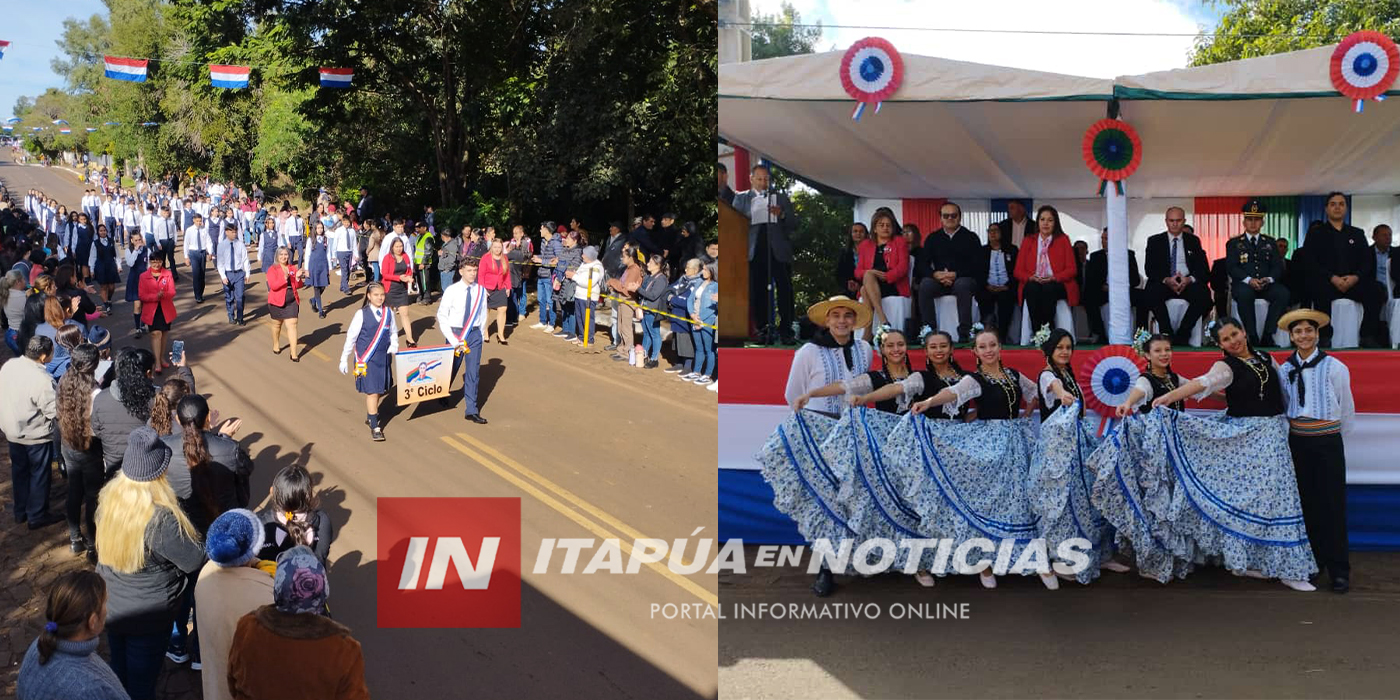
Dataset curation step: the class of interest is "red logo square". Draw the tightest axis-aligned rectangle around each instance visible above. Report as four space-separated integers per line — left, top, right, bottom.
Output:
376 497 521 628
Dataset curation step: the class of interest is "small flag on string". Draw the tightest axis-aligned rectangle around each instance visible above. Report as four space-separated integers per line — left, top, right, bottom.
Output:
58 127 71 134
4 117 19 124
103 121 120 126
1 126 12 133
139 121 159 126
52 119 68 125
210 64 250 89
85 127 98 132
319 67 353 88
103 56 148 82
0 40 9 60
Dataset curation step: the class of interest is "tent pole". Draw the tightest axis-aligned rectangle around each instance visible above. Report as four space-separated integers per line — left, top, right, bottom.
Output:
1106 181 1130 344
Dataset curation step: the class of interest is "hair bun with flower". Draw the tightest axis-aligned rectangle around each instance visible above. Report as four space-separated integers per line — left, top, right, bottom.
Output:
918 324 935 344
1204 318 1221 347
1031 323 1052 349
1131 327 1152 355
872 323 895 346
969 321 985 335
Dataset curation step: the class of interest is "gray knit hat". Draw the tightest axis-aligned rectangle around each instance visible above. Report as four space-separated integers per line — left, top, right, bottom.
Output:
122 426 171 482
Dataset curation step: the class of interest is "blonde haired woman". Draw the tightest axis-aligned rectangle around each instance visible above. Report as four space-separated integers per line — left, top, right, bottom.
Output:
95 426 206 700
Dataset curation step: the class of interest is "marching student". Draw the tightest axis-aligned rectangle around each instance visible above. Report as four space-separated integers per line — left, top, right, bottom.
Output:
306 222 332 318
258 203 280 274
88 224 121 315
183 213 212 304
122 232 148 337
216 225 250 326
153 206 179 277
339 282 399 441
1277 309 1355 593
266 247 309 362
436 256 490 425
72 213 95 284
331 215 358 294
282 206 305 266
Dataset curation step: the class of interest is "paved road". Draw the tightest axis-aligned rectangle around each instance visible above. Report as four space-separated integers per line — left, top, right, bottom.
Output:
719 547 1400 698
0 159 718 699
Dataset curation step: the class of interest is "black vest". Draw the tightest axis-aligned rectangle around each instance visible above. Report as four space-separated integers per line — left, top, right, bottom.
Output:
916 368 968 420
1222 354 1285 418
1037 366 1084 422
972 368 1023 420
1139 371 1184 414
864 370 901 415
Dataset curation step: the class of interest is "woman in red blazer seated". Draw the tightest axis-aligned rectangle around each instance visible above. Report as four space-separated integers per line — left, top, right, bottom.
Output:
267 246 310 362
855 209 910 332
1013 205 1080 334
380 237 418 347
137 254 177 374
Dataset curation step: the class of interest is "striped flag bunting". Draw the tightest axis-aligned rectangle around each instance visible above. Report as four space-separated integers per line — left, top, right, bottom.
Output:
52 119 68 125
0 40 9 60
58 127 72 134
1 127 12 133
85 127 98 132
139 121 159 126
319 67 353 88
4 117 19 124
103 56 148 82
103 121 120 126
209 64 250 89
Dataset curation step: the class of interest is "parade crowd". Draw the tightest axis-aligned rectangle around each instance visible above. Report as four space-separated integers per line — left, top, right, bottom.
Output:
0 167 717 699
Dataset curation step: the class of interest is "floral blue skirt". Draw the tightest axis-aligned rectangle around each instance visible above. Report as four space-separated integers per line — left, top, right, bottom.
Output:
826 409 930 572
1092 410 1316 581
756 411 858 568
1089 415 1189 582
1030 405 1114 584
884 416 1040 575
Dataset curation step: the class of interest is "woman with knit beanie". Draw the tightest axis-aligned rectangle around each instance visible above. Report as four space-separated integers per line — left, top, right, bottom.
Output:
94 426 207 700
228 546 370 699
195 509 275 700
16 570 130 700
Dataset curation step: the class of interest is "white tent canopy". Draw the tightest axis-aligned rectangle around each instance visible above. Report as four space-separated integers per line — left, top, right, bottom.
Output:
719 44 1400 199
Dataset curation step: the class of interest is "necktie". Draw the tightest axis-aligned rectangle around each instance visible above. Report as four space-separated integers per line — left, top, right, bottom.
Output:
1170 237 1179 276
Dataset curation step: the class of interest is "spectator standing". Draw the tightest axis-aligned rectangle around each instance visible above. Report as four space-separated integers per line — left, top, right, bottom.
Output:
255 465 333 563
0 335 62 529
554 232 583 340
59 344 106 554
533 223 562 331
572 246 606 345
195 509 275 700
667 259 703 376
608 243 645 366
505 224 533 325
15 570 130 700
480 240 513 344
690 262 719 386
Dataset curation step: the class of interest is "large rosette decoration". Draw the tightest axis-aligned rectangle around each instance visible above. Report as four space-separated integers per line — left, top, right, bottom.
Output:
1077 344 1146 430
840 37 903 121
1330 30 1400 113
1082 118 1142 196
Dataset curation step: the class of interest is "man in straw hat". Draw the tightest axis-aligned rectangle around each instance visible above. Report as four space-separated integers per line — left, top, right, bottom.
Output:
778 295 872 597
1277 308 1354 593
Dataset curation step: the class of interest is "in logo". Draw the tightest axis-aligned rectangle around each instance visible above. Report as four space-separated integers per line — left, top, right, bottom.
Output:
377 497 521 628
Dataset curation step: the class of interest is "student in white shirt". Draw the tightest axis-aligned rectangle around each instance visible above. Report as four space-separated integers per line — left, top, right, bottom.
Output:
330 219 358 294
215 225 251 325
435 257 490 425
184 213 212 303
284 207 306 265
152 206 179 277
339 282 398 442
1277 308 1355 594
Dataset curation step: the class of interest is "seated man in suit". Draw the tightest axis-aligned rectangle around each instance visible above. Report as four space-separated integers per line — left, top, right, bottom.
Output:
1228 199 1289 346
1372 223 1397 300
994 198 1034 249
915 201 984 340
977 222 1017 341
1304 193 1386 347
1144 207 1211 345
1083 227 1145 344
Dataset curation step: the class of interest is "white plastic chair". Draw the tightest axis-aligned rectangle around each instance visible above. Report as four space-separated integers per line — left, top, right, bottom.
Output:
1231 299 1290 347
1151 298 1203 347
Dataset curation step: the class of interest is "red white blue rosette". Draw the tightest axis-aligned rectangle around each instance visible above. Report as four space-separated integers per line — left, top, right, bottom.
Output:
1076 345 1146 422
1330 30 1400 113
840 37 903 121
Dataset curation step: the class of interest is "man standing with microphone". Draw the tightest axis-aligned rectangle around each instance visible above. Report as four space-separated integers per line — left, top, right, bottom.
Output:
731 163 797 345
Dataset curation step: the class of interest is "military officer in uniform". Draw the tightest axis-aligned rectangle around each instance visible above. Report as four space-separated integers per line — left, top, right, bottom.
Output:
1228 198 1289 346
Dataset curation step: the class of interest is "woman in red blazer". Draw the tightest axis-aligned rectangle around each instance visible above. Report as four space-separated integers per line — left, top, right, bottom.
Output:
1013 205 1080 334
266 246 309 361
380 237 418 347
137 254 177 374
855 210 910 332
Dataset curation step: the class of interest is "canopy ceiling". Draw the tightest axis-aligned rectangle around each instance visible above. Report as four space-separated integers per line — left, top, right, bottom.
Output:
719 44 1400 199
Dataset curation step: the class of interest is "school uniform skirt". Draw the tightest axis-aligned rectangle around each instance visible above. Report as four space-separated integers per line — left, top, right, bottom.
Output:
94 257 120 286
355 350 393 395
124 259 147 302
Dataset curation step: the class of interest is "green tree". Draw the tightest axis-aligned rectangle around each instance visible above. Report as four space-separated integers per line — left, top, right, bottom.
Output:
1191 0 1400 66
750 2 823 60
790 190 855 312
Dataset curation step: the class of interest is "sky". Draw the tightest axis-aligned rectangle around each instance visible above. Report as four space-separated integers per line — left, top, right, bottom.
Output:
1 0 109 120
747 0 1227 78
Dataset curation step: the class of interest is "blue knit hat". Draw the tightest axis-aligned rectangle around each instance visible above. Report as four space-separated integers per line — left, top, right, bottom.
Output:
122 426 171 482
206 509 265 567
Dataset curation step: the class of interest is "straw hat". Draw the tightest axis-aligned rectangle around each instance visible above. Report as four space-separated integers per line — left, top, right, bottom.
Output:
1277 308 1329 331
806 295 871 328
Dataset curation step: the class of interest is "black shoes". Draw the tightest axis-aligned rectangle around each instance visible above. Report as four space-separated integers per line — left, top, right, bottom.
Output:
644 360 659 369
812 568 836 597
1332 576 1350 594
27 513 64 531
371 426 386 442
605 343 619 351
465 414 488 424
70 534 88 554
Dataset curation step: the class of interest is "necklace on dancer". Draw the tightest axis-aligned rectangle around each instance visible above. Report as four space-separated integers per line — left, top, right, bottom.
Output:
1242 354 1269 400
981 365 1018 416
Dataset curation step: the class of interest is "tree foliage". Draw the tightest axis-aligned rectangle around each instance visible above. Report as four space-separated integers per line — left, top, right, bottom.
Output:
750 1 823 60
1191 0 1400 66
24 0 715 232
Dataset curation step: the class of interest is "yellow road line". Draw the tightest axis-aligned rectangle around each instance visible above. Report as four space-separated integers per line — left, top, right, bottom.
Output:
440 434 717 608
310 348 332 362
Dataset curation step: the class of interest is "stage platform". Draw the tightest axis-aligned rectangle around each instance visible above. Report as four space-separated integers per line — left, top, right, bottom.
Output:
717 346 1400 549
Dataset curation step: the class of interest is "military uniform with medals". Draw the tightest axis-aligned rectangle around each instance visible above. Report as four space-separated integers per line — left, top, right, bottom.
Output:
1227 199 1289 346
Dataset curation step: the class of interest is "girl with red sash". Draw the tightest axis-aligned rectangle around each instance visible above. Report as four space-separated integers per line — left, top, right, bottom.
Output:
339 282 399 441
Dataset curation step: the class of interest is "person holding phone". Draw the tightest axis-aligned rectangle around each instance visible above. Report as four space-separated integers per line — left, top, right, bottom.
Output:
138 254 177 375
266 246 309 362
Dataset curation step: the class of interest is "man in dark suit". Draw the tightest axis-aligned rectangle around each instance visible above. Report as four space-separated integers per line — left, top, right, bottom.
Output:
1228 199 1289 346
1144 207 1211 345
1208 225 1235 323
977 222 1018 339
1303 193 1386 347
993 199 1034 249
1083 227 1145 344
915 201 985 339
718 162 735 206
1371 224 1398 298
731 164 798 344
